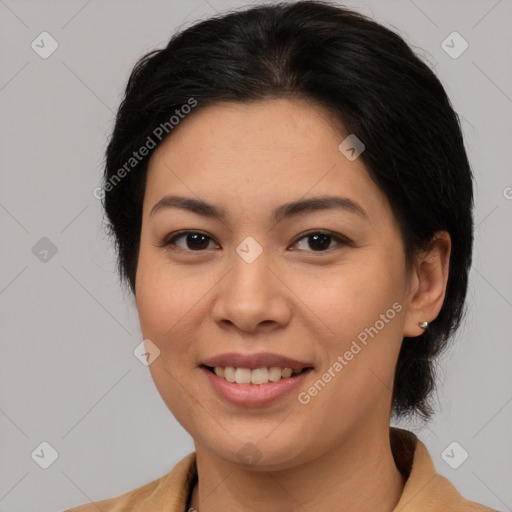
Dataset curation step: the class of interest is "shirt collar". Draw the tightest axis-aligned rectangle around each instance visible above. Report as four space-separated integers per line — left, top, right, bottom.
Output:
130 426 493 512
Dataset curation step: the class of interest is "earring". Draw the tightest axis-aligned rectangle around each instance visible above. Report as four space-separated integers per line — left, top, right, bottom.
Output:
419 321 429 329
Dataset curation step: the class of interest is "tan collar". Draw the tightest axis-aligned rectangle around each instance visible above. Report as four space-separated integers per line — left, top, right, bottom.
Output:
66 427 496 511
389 427 495 511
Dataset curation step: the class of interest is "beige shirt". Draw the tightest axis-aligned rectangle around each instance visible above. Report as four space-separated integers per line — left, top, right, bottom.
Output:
65 427 497 511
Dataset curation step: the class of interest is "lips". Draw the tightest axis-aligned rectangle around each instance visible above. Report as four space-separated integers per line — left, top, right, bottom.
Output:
200 352 314 371
201 365 313 407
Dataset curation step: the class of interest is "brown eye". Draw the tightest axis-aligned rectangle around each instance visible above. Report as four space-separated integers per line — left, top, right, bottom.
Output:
163 231 217 251
291 231 350 252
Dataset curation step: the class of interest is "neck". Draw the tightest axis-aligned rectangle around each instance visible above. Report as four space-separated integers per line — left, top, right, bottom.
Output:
188 425 406 512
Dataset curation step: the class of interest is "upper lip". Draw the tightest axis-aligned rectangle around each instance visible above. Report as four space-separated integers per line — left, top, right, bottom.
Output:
201 352 314 371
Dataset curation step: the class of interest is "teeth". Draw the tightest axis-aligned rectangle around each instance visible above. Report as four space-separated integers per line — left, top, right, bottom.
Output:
211 366 303 385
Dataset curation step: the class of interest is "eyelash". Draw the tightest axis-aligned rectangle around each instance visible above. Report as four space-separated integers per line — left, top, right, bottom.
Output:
159 230 352 254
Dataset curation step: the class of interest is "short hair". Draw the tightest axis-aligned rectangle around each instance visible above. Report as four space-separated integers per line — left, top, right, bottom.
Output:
101 0 474 421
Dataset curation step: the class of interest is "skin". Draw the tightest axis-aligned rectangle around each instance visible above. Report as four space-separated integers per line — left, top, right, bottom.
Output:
135 98 451 512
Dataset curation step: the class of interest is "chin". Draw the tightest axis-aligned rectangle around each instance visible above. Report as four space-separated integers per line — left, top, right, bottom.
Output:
198 428 310 471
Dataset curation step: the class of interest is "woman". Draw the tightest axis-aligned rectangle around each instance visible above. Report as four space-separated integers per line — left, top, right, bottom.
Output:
66 1 497 510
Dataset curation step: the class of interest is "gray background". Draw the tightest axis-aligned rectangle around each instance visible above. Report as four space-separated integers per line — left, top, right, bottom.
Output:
0 0 511 510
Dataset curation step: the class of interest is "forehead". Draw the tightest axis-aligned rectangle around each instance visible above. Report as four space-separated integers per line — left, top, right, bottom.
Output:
152 98 347 157
144 98 389 223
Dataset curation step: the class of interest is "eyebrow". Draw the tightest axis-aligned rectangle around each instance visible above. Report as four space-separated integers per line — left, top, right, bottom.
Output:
149 194 368 222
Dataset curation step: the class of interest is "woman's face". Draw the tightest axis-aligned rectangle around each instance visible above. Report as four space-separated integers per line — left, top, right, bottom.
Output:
136 98 418 469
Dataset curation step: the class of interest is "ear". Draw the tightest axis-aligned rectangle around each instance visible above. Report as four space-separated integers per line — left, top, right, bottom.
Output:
403 231 451 337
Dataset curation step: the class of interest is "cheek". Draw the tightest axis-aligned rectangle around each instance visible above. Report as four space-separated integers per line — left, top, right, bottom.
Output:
135 247 190 345
136 242 187 314
135 247 217 370
135 254 167 337
304 259 402 336
306 257 406 386
135 250 202 428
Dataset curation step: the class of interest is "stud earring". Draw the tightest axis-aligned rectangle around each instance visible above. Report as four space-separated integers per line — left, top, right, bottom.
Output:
419 321 429 329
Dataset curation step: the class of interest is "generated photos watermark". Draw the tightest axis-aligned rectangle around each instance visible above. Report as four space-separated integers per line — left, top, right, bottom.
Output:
298 301 403 404
93 97 198 200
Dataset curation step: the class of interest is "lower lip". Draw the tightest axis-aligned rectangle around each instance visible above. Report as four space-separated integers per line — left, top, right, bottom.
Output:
201 366 312 407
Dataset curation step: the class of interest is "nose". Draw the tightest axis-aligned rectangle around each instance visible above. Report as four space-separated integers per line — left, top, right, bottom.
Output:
210 245 292 333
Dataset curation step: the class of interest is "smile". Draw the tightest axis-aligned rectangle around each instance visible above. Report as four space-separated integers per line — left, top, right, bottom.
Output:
201 365 314 407
205 365 308 385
